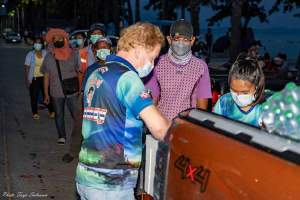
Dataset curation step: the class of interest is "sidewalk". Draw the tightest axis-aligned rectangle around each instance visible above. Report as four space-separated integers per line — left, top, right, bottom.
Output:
0 42 79 199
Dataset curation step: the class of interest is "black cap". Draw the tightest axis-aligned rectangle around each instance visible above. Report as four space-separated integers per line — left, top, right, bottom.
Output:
89 23 106 34
170 19 193 39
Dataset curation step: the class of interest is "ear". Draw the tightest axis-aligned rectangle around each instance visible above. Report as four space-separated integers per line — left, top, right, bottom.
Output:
167 36 172 45
191 36 196 45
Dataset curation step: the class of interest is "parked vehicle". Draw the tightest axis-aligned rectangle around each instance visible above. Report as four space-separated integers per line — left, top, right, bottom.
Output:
5 32 22 43
1 27 13 38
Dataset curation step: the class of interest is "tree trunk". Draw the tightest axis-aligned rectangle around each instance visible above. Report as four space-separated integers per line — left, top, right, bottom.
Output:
135 0 141 22
229 0 244 62
189 0 200 36
244 17 250 29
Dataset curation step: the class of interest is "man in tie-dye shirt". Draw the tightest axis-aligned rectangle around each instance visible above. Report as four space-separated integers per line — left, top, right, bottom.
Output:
75 22 170 200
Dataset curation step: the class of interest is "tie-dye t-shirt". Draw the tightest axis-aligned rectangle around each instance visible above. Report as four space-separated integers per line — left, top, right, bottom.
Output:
76 55 153 190
213 93 262 127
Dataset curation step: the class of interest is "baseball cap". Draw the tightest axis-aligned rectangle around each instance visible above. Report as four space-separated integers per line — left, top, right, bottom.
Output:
89 23 106 34
170 19 193 39
96 36 112 46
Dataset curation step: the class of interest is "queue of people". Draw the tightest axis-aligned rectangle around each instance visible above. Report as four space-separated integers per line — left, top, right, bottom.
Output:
23 19 274 200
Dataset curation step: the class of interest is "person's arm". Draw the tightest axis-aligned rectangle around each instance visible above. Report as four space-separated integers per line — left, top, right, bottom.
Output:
24 65 30 88
139 105 171 140
78 71 84 92
24 52 32 88
195 62 212 110
117 71 170 140
75 50 83 93
40 55 50 104
43 73 50 104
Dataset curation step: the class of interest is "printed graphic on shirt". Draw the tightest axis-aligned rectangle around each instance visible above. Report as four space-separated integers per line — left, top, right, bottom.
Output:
98 66 109 74
140 91 151 99
83 107 107 124
76 63 153 190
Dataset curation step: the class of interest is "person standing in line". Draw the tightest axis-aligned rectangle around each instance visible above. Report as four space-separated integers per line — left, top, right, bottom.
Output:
41 28 82 163
70 32 87 50
78 36 113 89
24 37 55 120
145 19 212 120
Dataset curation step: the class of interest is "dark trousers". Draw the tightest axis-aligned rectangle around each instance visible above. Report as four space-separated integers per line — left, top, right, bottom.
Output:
51 95 83 156
29 77 53 114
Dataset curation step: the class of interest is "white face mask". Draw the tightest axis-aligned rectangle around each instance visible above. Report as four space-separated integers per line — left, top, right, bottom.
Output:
96 49 110 61
33 43 42 51
90 34 102 44
137 61 154 78
231 91 256 107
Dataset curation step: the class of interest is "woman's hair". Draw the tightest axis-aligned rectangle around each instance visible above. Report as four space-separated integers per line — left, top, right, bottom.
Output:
33 36 44 49
117 22 165 52
75 32 86 39
33 36 43 44
228 53 265 104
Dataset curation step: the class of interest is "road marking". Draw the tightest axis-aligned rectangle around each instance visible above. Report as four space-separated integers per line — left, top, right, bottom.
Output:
1 99 12 200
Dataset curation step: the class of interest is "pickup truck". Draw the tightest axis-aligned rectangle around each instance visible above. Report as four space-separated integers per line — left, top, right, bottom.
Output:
143 109 300 200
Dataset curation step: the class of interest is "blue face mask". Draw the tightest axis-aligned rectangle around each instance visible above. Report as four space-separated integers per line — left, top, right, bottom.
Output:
70 39 77 47
90 34 102 44
96 49 111 61
33 43 42 51
137 61 154 78
76 39 83 46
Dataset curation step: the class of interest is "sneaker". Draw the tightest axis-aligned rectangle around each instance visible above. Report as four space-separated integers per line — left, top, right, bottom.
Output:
48 112 55 119
57 138 66 145
32 114 40 120
62 153 74 163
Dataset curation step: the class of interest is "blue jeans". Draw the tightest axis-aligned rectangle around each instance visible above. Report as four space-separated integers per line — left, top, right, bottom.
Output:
76 183 135 200
51 95 82 155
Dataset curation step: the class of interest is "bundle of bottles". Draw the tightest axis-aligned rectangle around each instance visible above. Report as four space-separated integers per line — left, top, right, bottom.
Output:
261 82 300 141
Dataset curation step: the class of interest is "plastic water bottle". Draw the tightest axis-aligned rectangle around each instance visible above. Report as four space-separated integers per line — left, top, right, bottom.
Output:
261 82 300 140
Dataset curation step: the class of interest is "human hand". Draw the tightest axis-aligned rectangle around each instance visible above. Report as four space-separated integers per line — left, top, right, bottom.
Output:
44 95 50 105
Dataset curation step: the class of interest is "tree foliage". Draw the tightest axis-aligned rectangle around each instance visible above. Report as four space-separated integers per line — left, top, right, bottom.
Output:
144 0 211 35
207 0 268 28
269 0 300 17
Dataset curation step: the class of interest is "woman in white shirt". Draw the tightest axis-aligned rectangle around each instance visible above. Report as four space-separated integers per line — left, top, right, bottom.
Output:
24 37 54 120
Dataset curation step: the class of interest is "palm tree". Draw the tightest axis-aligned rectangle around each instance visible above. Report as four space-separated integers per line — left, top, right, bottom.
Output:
229 0 244 62
208 0 268 61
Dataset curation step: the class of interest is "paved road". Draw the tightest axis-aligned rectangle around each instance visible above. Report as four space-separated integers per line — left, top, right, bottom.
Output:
0 40 79 200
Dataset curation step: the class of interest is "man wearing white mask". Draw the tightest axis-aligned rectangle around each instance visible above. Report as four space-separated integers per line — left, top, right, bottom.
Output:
145 19 212 120
75 22 171 200
94 36 112 64
78 23 106 89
